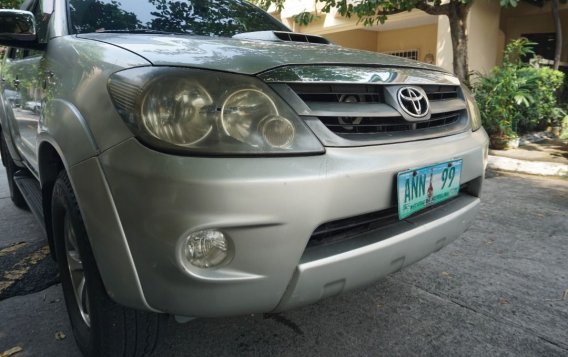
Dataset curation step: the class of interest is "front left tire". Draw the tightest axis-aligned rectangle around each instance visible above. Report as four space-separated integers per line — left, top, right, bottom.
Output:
51 170 168 357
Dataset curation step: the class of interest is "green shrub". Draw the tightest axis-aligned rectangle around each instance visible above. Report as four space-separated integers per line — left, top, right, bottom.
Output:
473 39 565 142
517 66 565 132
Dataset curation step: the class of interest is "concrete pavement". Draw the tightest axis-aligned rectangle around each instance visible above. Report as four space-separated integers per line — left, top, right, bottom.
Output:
488 133 568 177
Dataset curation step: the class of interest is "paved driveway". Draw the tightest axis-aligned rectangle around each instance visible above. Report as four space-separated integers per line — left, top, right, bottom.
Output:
1 161 567 356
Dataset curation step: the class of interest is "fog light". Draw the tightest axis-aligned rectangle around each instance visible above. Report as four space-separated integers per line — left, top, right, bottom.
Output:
182 230 228 268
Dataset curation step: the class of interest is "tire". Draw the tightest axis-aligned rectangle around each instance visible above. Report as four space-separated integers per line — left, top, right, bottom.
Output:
51 171 168 357
0 132 28 209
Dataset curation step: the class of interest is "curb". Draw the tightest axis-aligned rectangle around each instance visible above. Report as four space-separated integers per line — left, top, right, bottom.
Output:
488 155 568 177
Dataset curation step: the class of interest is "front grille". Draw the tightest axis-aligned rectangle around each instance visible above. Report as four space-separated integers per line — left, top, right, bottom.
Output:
319 111 461 135
279 81 468 145
308 207 399 248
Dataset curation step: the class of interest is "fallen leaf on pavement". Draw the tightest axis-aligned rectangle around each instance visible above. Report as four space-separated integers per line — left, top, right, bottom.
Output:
54 331 66 341
499 298 510 305
440 272 451 278
562 289 568 301
0 346 23 357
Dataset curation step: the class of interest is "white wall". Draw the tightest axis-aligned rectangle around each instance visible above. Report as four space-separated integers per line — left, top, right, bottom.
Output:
436 16 453 72
468 0 502 75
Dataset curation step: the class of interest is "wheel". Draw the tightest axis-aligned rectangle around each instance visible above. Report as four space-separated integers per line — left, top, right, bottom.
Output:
0 132 28 209
51 171 168 357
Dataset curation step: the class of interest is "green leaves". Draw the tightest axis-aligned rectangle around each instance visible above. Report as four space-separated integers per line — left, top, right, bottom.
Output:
473 39 565 140
514 93 532 107
292 11 319 26
0 0 23 9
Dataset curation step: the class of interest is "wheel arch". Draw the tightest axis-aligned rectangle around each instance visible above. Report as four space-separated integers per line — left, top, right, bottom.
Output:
38 140 65 259
37 98 101 257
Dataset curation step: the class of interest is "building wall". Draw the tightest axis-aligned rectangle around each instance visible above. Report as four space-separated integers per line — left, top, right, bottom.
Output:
375 24 438 62
325 30 378 52
468 0 502 75
436 15 453 72
501 5 568 63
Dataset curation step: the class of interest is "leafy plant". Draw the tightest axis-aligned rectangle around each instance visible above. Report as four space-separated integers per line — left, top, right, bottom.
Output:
560 114 568 140
473 39 565 148
0 0 23 9
517 66 565 131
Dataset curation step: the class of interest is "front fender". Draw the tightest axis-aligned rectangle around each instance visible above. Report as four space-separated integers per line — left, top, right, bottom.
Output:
37 101 154 311
38 98 99 169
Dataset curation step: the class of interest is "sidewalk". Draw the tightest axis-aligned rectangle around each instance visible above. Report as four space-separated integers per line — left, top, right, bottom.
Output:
488 132 568 177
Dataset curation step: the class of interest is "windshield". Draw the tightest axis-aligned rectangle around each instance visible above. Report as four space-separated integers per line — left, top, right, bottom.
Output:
69 0 290 37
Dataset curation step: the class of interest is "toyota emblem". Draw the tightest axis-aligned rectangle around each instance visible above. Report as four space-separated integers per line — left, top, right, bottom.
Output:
397 87 430 118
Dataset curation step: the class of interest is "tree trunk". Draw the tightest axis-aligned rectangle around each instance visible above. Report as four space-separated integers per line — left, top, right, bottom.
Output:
551 0 562 70
447 1 471 85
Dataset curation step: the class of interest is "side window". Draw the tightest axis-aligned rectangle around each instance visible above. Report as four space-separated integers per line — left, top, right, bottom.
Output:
8 48 25 60
8 48 40 61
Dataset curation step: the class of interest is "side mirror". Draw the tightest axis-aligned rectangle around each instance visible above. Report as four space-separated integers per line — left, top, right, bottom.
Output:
0 10 45 50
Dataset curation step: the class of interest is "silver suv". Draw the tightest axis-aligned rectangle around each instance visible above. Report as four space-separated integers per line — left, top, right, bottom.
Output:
0 0 488 355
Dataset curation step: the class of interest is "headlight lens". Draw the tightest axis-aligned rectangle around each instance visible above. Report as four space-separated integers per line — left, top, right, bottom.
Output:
141 79 213 146
108 67 323 155
462 85 482 132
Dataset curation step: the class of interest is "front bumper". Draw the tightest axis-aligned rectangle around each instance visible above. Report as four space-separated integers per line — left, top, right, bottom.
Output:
74 129 487 317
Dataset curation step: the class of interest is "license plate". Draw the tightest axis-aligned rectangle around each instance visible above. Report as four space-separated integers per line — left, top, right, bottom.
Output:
397 159 463 219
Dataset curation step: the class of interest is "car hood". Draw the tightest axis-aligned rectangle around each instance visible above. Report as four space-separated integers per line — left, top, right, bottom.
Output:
78 33 447 76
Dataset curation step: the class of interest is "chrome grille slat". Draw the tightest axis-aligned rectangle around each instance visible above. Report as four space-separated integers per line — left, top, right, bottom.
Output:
318 111 461 135
289 83 384 104
429 99 466 114
304 102 400 117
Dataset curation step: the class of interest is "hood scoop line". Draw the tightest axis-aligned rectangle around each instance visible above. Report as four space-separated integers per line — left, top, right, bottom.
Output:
233 31 331 45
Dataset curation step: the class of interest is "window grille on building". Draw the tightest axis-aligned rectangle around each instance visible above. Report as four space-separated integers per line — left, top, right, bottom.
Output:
383 49 419 61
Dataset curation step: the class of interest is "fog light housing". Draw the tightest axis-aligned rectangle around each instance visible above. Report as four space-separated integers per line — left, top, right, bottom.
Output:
182 230 229 268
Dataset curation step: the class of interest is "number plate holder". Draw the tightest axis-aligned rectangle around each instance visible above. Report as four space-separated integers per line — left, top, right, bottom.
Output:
397 159 463 220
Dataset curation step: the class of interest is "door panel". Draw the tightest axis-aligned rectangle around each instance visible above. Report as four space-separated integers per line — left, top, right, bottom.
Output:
1 48 43 173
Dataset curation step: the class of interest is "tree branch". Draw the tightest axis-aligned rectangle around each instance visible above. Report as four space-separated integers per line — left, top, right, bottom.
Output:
414 1 450 16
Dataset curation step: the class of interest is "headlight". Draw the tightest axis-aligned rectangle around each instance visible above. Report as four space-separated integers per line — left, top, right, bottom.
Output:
141 78 213 146
462 85 482 132
108 67 323 155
